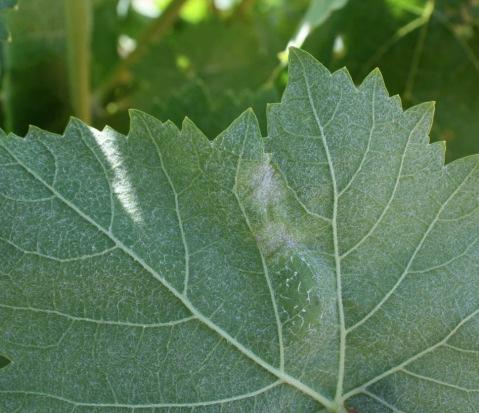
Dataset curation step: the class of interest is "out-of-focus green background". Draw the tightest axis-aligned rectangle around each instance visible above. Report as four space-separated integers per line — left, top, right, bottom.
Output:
0 0 478 161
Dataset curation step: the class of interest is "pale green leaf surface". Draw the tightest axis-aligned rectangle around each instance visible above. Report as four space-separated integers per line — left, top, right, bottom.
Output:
1 48 479 412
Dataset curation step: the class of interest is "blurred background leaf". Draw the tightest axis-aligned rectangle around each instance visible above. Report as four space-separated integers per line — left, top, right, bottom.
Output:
3 0 69 134
303 0 479 161
0 0 478 161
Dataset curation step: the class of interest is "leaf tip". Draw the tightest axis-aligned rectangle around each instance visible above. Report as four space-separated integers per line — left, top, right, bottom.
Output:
288 47 316 67
243 106 258 121
360 66 387 93
181 116 197 131
288 46 315 64
334 66 354 84
64 116 99 138
407 100 436 122
128 108 167 131
128 108 147 122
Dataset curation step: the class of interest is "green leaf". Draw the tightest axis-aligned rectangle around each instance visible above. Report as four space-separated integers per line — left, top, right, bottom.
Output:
131 18 284 99
304 0 479 161
151 79 279 137
100 17 287 135
1 48 479 412
101 79 278 139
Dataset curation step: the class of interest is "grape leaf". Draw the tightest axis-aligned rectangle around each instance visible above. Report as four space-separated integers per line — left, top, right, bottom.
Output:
304 0 479 161
101 17 287 134
1 48 479 412
131 18 284 103
151 79 279 138
102 77 279 139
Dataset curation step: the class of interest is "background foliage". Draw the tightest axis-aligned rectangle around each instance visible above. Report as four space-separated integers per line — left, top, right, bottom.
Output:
0 0 478 160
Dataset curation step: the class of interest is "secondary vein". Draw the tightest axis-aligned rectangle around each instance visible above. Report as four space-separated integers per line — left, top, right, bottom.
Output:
141 119 191 296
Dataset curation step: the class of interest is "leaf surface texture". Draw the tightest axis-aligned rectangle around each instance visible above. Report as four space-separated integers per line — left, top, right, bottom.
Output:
0 49 479 413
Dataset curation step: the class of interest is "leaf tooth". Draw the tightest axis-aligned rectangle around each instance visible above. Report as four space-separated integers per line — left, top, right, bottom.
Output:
213 108 264 160
403 101 435 136
359 67 387 96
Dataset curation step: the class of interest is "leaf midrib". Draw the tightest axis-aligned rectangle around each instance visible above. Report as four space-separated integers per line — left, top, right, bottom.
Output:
290 48 479 409
293 48 346 405
0 138 336 410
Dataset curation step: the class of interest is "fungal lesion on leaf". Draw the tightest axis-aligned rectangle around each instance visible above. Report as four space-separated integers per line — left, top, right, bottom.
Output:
256 220 299 257
238 158 301 257
249 160 284 213
238 154 332 259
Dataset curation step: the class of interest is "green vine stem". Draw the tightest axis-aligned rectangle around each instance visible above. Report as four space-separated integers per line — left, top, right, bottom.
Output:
64 0 92 123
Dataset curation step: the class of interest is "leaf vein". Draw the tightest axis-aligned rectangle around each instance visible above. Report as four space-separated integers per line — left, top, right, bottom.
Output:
342 307 479 401
362 390 407 413
0 236 117 262
338 76 376 197
292 48 346 404
341 108 430 259
0 303 195 328
401 368 479 393
0 381 282 408
347 161 478 334
141 119 191 296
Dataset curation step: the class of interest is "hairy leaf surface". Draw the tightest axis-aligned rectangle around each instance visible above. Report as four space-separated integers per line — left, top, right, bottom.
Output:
0 48 478 412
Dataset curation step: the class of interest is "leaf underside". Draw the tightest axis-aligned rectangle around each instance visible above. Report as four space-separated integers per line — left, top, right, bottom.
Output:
0 48 479 413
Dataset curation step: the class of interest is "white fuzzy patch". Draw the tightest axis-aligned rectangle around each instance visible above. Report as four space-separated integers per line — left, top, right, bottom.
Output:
257 222 297 257
251 163 283 212
244 161 299 256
